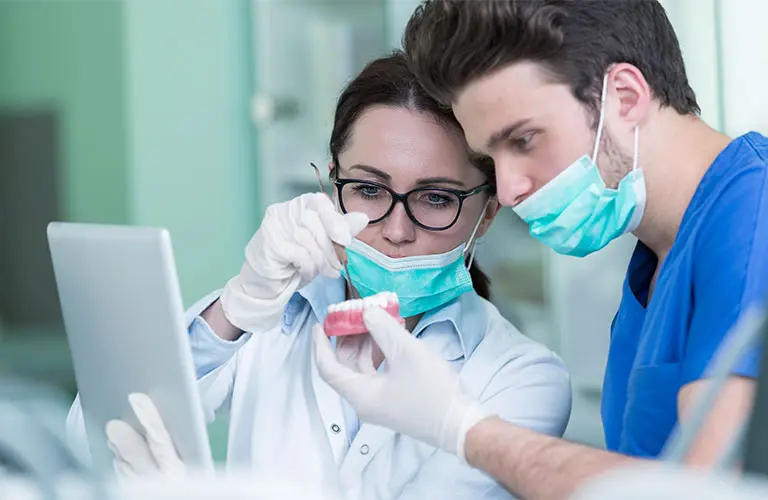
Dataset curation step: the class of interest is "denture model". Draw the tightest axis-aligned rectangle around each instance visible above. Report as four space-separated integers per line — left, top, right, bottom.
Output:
323 291 404 337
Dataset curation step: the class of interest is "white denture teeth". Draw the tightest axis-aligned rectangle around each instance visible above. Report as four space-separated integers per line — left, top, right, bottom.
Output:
361 291 398 308
327 291 399 314
363 296 378 308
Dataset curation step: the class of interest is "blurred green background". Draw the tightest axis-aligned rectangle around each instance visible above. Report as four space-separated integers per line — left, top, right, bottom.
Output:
0 0 418 461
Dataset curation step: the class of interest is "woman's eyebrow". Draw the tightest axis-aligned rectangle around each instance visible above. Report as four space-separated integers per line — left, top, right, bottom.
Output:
348 164 391 181
346 165 466 188
414 177 466 188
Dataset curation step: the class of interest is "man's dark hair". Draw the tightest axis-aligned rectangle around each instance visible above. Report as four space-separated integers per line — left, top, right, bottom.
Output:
403 0 700 121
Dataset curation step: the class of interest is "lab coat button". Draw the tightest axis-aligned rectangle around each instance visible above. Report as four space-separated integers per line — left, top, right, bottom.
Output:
360 444 370 455
282 312 293 327
331 424 341 434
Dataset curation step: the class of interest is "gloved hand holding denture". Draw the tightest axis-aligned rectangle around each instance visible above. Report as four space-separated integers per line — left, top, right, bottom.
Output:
220 192 369 333
314 306 491 460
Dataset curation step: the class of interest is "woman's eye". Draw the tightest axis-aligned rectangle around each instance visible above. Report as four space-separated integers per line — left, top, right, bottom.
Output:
428 193 449 204
418 191 457 209
353 185 380 198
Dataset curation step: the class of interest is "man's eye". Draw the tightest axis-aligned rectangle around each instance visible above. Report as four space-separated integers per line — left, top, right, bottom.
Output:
510 132 536 151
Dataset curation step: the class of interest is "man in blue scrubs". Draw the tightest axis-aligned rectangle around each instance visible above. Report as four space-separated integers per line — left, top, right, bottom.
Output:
314 1 768 498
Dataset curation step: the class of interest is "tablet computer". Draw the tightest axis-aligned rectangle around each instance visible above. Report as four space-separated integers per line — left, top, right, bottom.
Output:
47 222 213 473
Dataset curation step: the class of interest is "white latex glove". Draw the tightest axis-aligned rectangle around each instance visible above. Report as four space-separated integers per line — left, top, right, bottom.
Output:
105 393 186 478
221 192 368 333
312 307 492 460
335 333 384 373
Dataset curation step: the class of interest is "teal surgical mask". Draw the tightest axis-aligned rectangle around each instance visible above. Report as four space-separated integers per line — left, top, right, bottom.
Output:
343 201 488 318
512 74 647 257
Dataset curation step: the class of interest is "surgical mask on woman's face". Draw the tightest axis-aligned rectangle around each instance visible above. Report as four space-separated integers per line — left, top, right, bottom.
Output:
343 200 489 318
512 74 647 257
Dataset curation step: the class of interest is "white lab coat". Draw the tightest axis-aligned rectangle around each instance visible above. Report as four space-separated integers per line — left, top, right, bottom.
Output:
67 276 571 499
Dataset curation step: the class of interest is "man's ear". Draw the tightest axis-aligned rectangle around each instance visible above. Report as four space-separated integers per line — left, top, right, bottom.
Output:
477 197 501 238
607 63 652 134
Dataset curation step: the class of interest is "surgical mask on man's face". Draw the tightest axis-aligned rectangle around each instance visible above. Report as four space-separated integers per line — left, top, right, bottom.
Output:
511 74 647 257
342 200 489 318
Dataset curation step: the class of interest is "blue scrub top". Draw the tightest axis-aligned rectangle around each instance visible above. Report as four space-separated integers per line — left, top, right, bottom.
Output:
602 131 768 458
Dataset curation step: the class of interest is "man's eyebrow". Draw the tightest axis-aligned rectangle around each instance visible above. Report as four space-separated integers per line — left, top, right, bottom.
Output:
485 119 533 150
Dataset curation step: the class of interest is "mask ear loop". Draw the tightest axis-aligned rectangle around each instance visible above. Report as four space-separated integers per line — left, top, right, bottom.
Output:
632 125 639 172
464 197 493 269
591 74 610 165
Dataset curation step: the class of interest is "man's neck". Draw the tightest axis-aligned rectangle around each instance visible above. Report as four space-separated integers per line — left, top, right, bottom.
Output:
633 114 732 258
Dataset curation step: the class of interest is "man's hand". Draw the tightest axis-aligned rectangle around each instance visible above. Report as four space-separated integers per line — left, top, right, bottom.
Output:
312 307 491 458
678 376 756 466
105 393 186 478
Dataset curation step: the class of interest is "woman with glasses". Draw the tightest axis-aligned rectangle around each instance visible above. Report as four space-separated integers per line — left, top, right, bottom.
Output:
67 52 571 499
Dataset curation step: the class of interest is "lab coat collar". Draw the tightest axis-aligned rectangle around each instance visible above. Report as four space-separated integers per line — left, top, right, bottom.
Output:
413 291 487 359
297 276 487 359
297 276 346 323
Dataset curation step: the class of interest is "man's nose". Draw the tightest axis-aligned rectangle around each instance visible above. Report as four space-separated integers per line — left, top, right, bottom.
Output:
381 201 417 245
494 162 535 208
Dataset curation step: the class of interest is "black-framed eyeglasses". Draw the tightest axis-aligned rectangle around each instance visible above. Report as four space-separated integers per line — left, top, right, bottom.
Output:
334 178 492 231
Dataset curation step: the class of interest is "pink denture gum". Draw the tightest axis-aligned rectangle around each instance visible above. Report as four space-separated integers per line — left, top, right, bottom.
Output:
323 291 405 337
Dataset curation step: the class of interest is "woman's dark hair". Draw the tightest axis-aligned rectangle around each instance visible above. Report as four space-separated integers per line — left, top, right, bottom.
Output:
329 51 495 300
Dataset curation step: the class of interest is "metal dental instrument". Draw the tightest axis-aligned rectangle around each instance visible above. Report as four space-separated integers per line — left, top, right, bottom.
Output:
310 163 361 299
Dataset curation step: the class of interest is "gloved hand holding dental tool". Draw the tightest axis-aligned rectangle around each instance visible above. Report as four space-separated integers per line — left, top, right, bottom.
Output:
215 190 369 338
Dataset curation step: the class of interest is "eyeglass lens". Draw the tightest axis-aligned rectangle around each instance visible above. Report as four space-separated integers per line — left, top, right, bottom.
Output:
339 181 462 229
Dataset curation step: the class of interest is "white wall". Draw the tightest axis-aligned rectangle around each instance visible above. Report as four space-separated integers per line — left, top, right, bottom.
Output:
664 0 768 136
717 0 768 136
386 0 421 48
663 0 723 130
